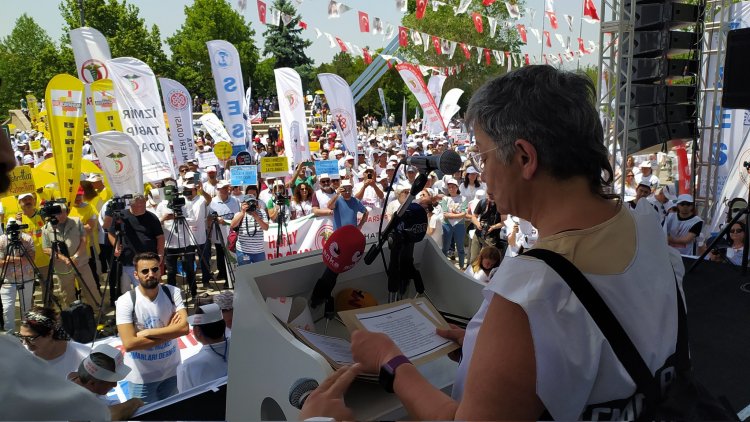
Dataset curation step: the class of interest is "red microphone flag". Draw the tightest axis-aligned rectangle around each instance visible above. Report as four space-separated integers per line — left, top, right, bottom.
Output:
322 225 366 274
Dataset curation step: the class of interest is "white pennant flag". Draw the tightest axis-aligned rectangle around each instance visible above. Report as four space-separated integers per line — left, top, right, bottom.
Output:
456 0 471 14
107 57 175 182
243 85 253 144
90 131 144 196
488 16 498 37
504 2 521 19
421 32 430 52
555 33 566 48
207 40 247 155
411 29 423 45
441 39 451 55
267 7 281 25
281 13 293 26
565 14 574 31
198 113 232 144
317 73 358 159
431 0 444 12
512 53 519 67
337 3 351 14
324 32 336 48
351 44 362 55
345 41 354 52
314 27 322 38
159 77 195 166
529 27 542 44
426 75 446 108
384 23 395 39
507 53 512 71
396 0 407 12
447 41 457 59
274 68 311 167
372 17 384 35
328 0 340 18
439 88 463 127
476 47 483 64
492 50 503 65
527 7 536 21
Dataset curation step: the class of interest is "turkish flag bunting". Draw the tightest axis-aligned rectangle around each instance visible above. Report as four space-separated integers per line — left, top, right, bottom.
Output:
432 36 442 54
472 12 484 33
578 37 590 53
482 0 497 5
583 0 600 22
335 37 348 52
460 43 471 59
299 20 307 29
544 31 551 47
484 49 491 65
363 48 372 64
257 0 267 24
545 11 559 29
416 0 428 19
398 26 409 47
358 11 370 32
516 24 527 43
524 53 530 65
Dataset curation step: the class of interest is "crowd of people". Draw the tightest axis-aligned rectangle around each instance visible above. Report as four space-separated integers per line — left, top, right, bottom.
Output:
0 64 729 420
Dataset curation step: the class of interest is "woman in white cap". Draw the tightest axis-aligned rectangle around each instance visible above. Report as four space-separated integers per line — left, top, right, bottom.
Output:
461 166 485 204
439 176 468 269
663 193 703 255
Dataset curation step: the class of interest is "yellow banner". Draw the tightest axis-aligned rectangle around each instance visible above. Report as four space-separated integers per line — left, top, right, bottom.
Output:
260 156 290 178
0 166 35 198
309 141 320 152
45 74 86 204
213 141 232 161
26 94 39 124
89 79 122 133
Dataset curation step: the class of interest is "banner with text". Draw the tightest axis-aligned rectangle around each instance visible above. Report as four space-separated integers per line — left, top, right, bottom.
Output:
108 57 175 182
198 113 231 143
318 73 358 159
230 165 258 186
260 156 290 178
159 77 195 166
206 40 247 156
275 67 311 168
396 63 447 135
89 79 123 134
45 74 86 204
90 131 144 196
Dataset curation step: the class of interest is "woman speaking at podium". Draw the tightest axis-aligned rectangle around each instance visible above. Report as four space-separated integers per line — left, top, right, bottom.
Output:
301 66 683 421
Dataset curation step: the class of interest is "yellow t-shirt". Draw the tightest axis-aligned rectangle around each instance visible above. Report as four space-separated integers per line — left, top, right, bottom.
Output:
69 203 98 252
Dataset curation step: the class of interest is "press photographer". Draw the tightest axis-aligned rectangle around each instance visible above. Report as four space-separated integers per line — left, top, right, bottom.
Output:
207 181 239 285
266 180 291 224
41 203 102 313
12 193 50 296
469 192 506 264
0 218 35 331
230 195 268 266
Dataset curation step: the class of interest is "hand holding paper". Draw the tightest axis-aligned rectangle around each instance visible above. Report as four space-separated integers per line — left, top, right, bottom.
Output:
350 330 403 374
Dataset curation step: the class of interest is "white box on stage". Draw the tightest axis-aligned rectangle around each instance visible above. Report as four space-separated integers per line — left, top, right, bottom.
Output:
226 237 485 421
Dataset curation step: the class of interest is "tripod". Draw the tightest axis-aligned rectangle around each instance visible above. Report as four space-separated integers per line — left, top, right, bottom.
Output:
207 214 236 289
104 214 126 307
0 233 45 329
274 199 292 258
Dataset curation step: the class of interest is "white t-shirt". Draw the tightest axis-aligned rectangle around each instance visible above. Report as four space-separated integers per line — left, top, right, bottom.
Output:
176 340 229 393
453 204 684 420
45 341 90 379
663 212 703 255
353 182 383 210
115 285 185 384
157 195 208 247
428 210 443 246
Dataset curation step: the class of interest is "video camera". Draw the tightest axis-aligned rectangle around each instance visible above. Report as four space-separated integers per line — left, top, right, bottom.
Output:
5 219 29 243
107 194 133 218
164 185 186 216
274 191 288 205
39 199 66 224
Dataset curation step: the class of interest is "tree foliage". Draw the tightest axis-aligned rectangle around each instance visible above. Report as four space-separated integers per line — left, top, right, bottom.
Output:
262 0 313 69
59 0 170 75
167 0 259 100
0 15 69 121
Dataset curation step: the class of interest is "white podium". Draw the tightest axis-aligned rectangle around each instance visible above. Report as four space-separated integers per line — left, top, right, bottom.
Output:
226 238 485 421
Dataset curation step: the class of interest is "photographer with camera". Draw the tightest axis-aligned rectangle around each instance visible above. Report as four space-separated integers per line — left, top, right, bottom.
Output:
0 218 35 331
266 180 291 224
469 191 506 264
11 193 50 293
230 195 269 266
108 194 165 294
41 204 102 313
208 181 240 284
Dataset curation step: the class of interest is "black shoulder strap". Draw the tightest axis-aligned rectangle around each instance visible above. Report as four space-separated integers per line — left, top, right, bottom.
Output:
130 289 136 322
522 248 662 400
161 284 176 307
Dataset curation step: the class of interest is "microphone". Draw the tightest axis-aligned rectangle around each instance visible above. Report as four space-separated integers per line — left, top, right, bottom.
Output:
310 225 366 308
394 202 428 243
289 378 319 409
401 150 462 175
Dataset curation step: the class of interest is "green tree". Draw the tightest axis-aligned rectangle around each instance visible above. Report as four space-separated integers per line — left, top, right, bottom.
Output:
0 15 68 120
252 57 277 99
262 0 313 69
167 0 259 100
59 0 170 75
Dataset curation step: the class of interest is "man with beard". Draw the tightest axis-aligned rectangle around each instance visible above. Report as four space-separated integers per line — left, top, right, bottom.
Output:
115 251 188 403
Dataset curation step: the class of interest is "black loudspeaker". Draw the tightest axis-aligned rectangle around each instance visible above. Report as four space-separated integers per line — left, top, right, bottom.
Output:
722 27 750 110
622 31 698 58
623 84 696 105
628 121 697 153
634 2 701 30
628 104 696 129
627 58 698 83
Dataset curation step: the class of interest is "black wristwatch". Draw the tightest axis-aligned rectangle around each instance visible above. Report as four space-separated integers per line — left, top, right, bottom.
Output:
379 355 412 393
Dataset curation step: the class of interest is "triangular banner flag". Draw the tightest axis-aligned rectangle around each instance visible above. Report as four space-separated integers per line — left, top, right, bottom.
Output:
516 24 527 43
456 0 471 14
281 13 293 26
488 16 498 37
257 0 267 24
399 26 409 47
505 2 520 19
544 30 552 47
460 42 471 59
328 0 340 18
411 29 423 45
529 27 541 44
396 0 408 12
564 14 574 32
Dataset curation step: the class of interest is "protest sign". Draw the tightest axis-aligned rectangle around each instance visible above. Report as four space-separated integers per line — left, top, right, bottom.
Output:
0 166 35 197
314 159 339 176
261 156 290 178
214 141 233 161
230 165 258 186
197 151 220 168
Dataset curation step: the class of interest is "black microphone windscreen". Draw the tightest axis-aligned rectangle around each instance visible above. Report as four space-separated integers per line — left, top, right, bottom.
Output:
289 378 319 409
395 202 428 242
438 150 462 175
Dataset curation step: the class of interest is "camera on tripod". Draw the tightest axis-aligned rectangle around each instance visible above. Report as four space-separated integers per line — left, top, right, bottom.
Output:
5 219 29 243
108 194 133 218
274 191 288 205
39 199 66 224
164 185 186 216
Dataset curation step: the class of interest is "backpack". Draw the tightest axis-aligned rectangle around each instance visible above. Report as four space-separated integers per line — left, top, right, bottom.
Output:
61 300 96 343
130 284 175 321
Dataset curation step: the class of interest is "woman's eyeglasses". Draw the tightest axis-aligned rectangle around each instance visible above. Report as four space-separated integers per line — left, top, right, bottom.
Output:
731 229 744 234
13 332 40 344
139 267 160 275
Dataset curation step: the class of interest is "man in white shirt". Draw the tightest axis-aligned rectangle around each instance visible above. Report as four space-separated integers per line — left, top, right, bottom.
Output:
177 304 229 393
207 181 240 287
635 160 659 188
354 167 385 210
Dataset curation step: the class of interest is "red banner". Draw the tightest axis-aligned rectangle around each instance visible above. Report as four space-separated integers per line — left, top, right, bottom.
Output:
358 11 369 32
257 0 266 24
675 144 691 194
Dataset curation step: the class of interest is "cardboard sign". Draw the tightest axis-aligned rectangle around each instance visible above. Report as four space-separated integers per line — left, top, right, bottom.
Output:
29 140 42 152
213 141 233 161
197 151 220 168
453 132 469 143
1 165 35 197
314 159 339 177
230 165 258 187
260 156 290 178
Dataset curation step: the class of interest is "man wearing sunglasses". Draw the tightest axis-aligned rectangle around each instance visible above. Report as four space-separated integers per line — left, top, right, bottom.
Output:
115 251 188 404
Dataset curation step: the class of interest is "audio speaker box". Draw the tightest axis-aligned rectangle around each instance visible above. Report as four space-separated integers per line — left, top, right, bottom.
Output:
626 58 698 83
627 121 697 153
626 104 696 129
623 84 696 106
622 30 698 58
722 27 750 110
634 2 701 30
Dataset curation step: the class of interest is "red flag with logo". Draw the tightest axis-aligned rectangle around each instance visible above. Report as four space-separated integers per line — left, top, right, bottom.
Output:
545 0 558 29
416 0 428 19
544 31 552 47
460 43 471 59
398 26 409 47
432 36 442 54
484 48 491 65
335 37 348 52
472 12 484 33
516 24 527 43
363 48 372 64
257 0 267 24
358 11 370 32
299 20 307 29
583 0 600 23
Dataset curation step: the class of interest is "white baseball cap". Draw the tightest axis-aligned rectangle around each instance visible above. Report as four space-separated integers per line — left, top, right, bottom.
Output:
81 344 131 382
188 303 223 326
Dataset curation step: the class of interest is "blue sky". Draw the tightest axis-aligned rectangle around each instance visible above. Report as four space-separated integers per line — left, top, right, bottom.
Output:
0 0 599 68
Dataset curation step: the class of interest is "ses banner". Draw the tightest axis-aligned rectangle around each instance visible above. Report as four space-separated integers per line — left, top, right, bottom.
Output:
90 131 144 196
45 74 86 204
396 63 447 136
88 79 123 134
275 67 311 168
318 73 357 159
159 78 195 166
206 40 247 156
108 57 175 182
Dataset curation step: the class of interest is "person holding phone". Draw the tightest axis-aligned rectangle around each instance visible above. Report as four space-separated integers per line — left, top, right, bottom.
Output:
288 161 316 189
353 166 384 210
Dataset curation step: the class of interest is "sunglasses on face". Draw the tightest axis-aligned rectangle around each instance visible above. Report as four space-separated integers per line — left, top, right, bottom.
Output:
731 228 744 234
139 266 160 275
